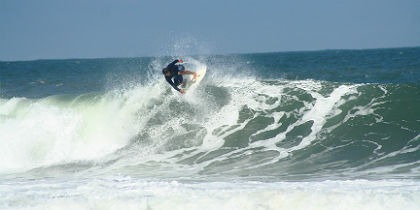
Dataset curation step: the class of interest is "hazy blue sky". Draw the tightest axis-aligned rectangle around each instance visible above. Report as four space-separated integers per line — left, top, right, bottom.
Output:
1 0 419 61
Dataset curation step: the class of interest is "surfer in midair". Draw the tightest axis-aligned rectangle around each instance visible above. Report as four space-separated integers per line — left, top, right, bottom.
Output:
162 59 197 94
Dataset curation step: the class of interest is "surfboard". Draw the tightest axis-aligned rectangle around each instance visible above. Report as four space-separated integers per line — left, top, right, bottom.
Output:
180 67 206 90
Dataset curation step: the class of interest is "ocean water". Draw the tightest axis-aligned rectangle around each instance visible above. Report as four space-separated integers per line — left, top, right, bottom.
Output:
1 47 420 209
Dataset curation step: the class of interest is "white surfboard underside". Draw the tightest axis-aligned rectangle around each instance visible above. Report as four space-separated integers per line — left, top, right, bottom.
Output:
180 68 207 90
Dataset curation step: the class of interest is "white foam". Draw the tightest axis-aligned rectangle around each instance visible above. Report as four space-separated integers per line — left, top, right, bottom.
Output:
0 88 158 172
1 178 419 210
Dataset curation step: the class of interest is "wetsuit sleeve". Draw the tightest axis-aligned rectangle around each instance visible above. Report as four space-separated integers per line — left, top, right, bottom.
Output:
166 60 179 69
165 76 181 91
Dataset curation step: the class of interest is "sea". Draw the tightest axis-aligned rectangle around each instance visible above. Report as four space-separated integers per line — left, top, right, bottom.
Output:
1 47 420 209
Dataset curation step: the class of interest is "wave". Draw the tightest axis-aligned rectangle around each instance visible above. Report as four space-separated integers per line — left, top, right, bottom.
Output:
1 75 419 180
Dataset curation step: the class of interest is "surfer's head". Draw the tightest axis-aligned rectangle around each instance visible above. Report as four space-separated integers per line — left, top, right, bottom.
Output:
162 68 170 76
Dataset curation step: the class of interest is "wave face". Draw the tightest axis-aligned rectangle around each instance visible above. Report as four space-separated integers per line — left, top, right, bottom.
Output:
1 48 419 182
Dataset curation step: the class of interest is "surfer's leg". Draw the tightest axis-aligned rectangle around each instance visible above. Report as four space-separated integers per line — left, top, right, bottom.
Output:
177 74 183 85
175 65 185 85
173 75 183 86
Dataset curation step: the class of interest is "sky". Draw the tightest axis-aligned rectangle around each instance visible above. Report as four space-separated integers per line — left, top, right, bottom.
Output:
1 0 419 61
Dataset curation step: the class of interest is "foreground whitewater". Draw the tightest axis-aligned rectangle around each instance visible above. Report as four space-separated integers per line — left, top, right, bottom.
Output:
1 47 420 209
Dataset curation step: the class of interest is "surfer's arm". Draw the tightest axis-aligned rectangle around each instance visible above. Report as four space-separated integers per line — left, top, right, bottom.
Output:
167 60 181 69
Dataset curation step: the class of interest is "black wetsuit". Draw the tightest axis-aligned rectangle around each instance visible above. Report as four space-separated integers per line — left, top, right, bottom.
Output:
164 60 184 91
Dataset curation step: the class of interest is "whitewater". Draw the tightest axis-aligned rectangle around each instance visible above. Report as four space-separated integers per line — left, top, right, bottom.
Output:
1 47 420 209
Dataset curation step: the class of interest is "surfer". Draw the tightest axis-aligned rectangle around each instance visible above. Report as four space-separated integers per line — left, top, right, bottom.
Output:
162 59 197 94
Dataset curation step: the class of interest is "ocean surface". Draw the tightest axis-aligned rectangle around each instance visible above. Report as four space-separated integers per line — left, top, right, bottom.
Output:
1 47 420 209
